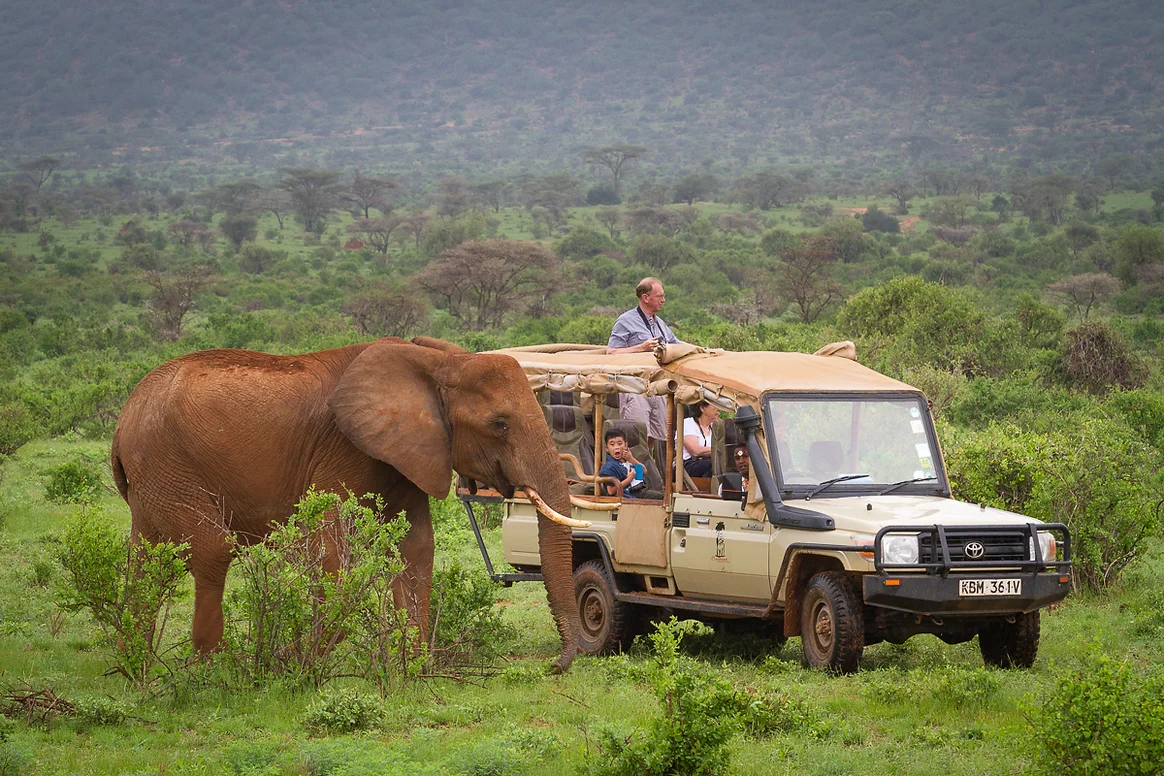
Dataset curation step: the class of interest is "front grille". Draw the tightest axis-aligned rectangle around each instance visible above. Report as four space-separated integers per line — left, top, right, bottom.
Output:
920 530 1028 563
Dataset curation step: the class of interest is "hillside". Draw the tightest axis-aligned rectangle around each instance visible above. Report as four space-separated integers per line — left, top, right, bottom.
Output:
2 0 1163 179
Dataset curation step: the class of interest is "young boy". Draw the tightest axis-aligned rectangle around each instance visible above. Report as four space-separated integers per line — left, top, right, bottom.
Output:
597 428 645 498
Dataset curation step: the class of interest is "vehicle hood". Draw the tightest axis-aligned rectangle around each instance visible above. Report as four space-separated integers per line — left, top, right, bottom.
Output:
802 495 1042 535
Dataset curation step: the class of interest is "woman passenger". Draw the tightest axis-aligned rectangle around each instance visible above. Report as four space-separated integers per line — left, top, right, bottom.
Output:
682 400 717 479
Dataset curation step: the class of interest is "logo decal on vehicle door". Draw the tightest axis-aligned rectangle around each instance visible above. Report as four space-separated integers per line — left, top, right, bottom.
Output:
715 521 727 561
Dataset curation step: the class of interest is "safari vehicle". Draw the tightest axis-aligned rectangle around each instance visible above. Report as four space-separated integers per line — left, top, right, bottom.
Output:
459 342 1072 672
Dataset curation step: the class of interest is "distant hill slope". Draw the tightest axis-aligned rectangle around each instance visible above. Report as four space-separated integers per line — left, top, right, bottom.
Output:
2 0 1162 176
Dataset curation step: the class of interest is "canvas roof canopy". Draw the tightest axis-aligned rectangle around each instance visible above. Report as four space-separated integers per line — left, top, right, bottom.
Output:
491 342 919 410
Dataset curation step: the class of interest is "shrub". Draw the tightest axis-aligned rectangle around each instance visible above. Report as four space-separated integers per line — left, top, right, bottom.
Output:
587 619 744 776
54 508 189 685
0 739 27 776
1060 321 1143 393
944 419 1162 591
221 489 416 689
1028 650 1164 775
428 562 514 670
303 688 384 734
586 183 621 206
72 695 131 727
44 459 103 504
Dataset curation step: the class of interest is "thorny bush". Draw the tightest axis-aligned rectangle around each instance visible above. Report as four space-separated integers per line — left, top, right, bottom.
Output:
54 507 188 685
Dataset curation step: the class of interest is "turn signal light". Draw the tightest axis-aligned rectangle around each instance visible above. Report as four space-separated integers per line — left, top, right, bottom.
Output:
883 579 901 586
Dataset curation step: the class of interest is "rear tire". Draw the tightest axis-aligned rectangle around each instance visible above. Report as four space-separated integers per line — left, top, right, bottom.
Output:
979 611 1040 668
574 560 630 655
800 571 864 673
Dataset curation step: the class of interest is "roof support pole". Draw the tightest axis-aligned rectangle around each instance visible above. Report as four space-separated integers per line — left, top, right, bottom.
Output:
593 394 604 498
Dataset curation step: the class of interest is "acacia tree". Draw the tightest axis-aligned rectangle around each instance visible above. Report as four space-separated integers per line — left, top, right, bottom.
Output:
344 172 396 219
144 265 215 341
524 173 582 225
779 235 842 323
19 156 60 191
216 181 263 215
883 179 915 214
341 283 429 337
672 173 716 205
472 180 510 213
583 145 646 199
1049 274 1121 320
435 176 472 217
732 171 806 210
347 215 406 254
278 168 342 233
418 240 557 330
595 206 621 240
259 189 292 230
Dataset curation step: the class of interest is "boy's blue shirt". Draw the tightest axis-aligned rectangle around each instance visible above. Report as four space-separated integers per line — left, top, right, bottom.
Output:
598 453 637 498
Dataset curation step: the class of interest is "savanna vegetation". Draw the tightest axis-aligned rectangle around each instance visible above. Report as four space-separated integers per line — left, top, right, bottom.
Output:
2 3 1164 768
0 150 1162 774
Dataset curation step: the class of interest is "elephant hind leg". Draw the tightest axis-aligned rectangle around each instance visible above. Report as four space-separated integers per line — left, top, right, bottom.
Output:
192 556 231 655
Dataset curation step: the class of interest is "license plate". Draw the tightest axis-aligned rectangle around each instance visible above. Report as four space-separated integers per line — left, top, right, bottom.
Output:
959 578 1022 597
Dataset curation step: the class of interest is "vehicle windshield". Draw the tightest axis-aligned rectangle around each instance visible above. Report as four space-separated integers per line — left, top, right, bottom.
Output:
764 394 943 492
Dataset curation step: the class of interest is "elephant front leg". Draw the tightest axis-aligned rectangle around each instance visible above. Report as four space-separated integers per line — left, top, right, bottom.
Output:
394 491 434 647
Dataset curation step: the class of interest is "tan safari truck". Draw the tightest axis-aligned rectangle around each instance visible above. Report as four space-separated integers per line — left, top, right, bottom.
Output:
459 343 1072 672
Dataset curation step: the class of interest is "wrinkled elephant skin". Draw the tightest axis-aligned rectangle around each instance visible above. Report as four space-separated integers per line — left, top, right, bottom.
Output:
111 337 579 671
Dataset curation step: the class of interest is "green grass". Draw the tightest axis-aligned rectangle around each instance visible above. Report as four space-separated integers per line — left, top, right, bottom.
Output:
1 440 1162 774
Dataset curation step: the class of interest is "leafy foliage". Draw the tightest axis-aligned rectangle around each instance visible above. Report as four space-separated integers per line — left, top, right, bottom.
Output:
1028 649 1164 776
53 507 189 684
43 458 103 504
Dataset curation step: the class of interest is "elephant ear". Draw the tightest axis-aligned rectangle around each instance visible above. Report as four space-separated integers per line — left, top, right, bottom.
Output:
330 342 454 499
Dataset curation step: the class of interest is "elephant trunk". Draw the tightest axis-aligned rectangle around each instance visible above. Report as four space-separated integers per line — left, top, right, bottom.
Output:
524 456 580 674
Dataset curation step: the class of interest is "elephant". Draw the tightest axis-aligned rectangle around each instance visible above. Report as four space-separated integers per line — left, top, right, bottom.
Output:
110 336 584 672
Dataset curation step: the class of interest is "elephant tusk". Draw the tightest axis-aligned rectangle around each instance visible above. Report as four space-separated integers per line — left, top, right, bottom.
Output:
570 495 620 511
525 488 592 528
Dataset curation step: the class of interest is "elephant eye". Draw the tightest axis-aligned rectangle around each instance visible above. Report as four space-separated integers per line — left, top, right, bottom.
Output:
491 418 509 437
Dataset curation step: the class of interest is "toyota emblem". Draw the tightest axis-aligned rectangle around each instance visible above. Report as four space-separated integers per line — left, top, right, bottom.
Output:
964 541 985 559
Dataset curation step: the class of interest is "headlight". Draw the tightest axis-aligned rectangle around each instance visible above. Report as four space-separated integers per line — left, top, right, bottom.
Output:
882 534 919 564
1030 531 1057 562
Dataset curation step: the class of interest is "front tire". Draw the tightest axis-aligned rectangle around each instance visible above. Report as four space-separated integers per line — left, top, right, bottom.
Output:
574 560 630 655
979 611 1040 668
800 571 864 673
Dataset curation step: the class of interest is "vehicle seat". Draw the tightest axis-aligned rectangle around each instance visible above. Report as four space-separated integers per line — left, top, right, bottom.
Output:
542 404 594 478
808 440 844 479
538 389 579 408
601 418 664 499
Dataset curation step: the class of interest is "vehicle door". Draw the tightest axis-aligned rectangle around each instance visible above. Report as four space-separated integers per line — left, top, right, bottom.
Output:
668 494 771 602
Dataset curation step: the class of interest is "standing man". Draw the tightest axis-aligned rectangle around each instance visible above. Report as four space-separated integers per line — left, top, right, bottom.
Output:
607 277 681 447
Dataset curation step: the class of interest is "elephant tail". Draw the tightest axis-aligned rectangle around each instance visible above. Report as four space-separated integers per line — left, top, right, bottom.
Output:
110 428 130 502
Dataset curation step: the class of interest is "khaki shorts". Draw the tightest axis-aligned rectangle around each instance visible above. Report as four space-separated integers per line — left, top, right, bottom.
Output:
619 394 668 441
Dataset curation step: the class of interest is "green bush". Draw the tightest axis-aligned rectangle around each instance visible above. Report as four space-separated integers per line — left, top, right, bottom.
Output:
44 459 104 504
72 695 131 727
1028 650 1164 775
945 419 1163 591
586 619 745 776
54 508 189 684
222 489 415 689
428 562 514 670
0 739 27 776
303 687 384 734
